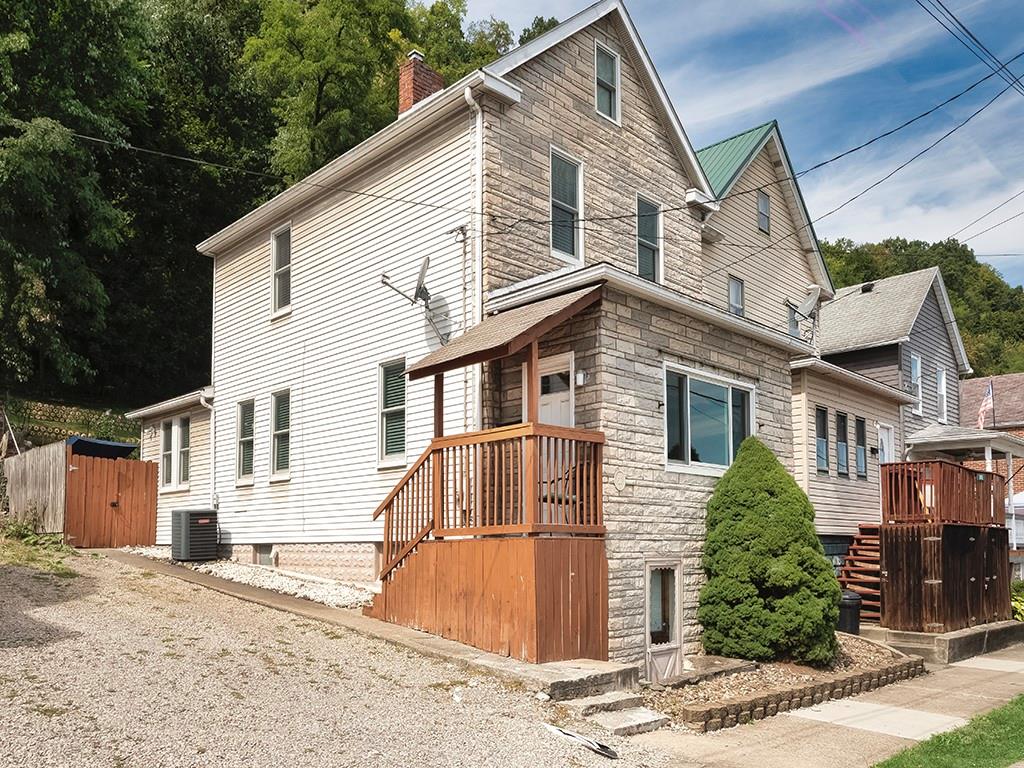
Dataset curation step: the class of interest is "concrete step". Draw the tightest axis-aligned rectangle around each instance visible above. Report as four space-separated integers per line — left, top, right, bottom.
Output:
587 706 671 736
532 659 640 702
560 690 643 717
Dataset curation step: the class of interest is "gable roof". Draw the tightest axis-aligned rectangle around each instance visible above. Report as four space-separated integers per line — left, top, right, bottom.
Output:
818 267 971 374
961 373 1024 429
695 120 833 298
696 121 775 198
487 0 714 201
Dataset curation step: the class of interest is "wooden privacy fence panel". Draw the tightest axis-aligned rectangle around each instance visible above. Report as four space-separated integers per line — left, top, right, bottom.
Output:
64 452 157 548
2 442 67 532
882 461 1004 525
881 523 1011 632
380 537 608 663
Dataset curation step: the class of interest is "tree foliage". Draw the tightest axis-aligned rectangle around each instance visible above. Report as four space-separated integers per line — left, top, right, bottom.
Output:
698 437 840 665
822 237 1024 376
519 15 560 45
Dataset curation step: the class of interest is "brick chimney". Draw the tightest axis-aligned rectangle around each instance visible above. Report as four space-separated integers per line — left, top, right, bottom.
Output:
399 50 444 114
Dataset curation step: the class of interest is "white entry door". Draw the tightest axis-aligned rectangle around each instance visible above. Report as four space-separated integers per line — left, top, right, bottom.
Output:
646 563 681 682
532 352 574 427
878 424 895 465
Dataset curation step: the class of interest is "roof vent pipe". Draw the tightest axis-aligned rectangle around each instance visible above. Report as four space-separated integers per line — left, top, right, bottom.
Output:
861 282 875 293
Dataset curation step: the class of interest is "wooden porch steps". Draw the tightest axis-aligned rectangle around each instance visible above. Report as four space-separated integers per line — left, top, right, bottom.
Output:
839 524 881 622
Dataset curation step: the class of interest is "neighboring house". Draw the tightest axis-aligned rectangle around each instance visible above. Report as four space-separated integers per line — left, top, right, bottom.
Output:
790 357 915 560
962 372 1024 479
818 267 972 455
128 0 842 677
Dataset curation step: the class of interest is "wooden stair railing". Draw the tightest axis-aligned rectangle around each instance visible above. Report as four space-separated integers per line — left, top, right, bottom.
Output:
372 447 435 580
839 523 881 622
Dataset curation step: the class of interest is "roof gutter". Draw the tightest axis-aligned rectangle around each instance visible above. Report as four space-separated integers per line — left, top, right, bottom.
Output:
791 357 916 404
487 263 815 355
125 386 214 421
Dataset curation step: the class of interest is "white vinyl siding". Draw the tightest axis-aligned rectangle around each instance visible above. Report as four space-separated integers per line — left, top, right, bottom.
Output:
665 365 753 472
636 196 660 282
910 354 923 415
727 276 744 317
936 366 947 423
595 41 620 122
237 400 255 481
550 150 581 260
272 226 291 315
139 408 211 544
209 114 476 544
272 390 290 476
757 190 770 233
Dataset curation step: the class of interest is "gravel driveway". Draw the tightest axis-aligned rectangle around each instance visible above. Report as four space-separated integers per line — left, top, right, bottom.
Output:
1 554 666 768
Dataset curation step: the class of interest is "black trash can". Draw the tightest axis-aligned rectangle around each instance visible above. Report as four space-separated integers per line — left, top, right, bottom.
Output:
838 589 862 635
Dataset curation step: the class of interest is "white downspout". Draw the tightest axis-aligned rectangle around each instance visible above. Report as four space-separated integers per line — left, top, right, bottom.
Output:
204 256 217 510
464 84 484 431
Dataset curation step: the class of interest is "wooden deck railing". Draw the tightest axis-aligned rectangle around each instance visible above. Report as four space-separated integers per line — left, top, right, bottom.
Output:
373 422 605 579
881 460 1006 526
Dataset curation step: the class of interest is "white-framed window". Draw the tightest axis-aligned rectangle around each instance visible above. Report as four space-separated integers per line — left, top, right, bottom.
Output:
855 417 867 479
271 225 291 315
664 364 754 472
178 416 191 485
550 149 582 261
271 390 290 477
835 412 848 477
936 366 948 423
910 353 923 415
728 276 745 316
815 406 829 473
160 420 173 487
379 360 406 464
237 400 255 481
594 40 620 123
636 195 660 282
757 190 770 233
788 304 800 337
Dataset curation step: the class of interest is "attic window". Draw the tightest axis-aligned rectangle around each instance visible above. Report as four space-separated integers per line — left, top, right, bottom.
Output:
757 190 770 234
595 42 619 122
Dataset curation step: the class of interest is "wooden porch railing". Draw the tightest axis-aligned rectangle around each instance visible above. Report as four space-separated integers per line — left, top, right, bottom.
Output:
372 422 605 579
881 460 1006 526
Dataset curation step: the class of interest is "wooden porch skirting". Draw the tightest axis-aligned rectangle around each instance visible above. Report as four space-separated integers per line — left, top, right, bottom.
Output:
881 523 1011 633
375 537 608 664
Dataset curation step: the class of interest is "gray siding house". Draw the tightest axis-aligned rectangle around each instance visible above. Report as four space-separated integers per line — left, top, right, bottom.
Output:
819 267 972 458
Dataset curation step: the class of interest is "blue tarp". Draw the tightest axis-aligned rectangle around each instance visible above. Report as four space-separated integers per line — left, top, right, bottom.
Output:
66 435 137 459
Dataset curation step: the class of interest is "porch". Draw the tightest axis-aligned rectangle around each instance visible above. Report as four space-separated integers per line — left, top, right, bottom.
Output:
364 287 610 663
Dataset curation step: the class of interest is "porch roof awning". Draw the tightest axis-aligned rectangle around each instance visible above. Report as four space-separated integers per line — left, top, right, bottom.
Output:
406 285 602 380
905 423 1024 460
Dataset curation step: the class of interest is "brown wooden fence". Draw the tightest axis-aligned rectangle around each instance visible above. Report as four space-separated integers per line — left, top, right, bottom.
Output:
64 451 157 548
882 461 1005 525
880 523 1011 632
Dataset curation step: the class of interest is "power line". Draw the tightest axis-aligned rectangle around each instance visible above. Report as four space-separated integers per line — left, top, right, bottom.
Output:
948 187 1024 238
914 0 1024 98
961 209 1024 243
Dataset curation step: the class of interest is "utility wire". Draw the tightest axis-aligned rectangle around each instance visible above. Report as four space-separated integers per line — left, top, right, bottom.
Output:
948 187 1024 238
961 209 1024 243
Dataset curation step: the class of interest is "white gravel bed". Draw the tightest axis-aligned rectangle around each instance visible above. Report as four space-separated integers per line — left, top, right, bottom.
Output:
2 555 668 767
123 546 374 609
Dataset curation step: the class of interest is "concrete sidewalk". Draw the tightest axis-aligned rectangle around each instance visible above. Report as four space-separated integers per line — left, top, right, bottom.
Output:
637 644 1024 768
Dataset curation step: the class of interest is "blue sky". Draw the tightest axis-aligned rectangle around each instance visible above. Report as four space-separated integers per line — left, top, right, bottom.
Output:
467 0 1024 286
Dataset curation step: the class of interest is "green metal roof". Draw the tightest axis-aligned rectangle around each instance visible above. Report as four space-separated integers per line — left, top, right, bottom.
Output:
696 121 776 198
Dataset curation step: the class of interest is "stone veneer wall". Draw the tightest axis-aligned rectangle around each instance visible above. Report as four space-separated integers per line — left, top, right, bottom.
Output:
595 288 793 663
220 542 378 584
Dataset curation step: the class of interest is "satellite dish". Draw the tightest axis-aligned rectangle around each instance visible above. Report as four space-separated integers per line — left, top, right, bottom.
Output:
413 256 431 306
795 284 822 319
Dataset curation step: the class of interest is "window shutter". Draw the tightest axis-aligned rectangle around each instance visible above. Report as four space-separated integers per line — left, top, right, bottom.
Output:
274 392 290 432
240 401 254 439
382 364 405 409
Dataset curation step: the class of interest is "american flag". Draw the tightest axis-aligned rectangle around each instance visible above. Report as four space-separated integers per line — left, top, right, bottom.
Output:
977 380 994 429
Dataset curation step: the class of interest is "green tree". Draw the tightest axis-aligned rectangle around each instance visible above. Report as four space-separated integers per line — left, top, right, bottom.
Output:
408 1 512 84
822 237 1024 376
0 0 147 387
698 437 840 665
518 15 559 45
244 0 409 181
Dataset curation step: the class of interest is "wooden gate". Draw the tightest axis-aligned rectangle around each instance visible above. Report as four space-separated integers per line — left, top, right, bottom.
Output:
63 450 157 548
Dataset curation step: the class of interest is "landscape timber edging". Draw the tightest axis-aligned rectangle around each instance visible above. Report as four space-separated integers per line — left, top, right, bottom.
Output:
676 657 926 732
